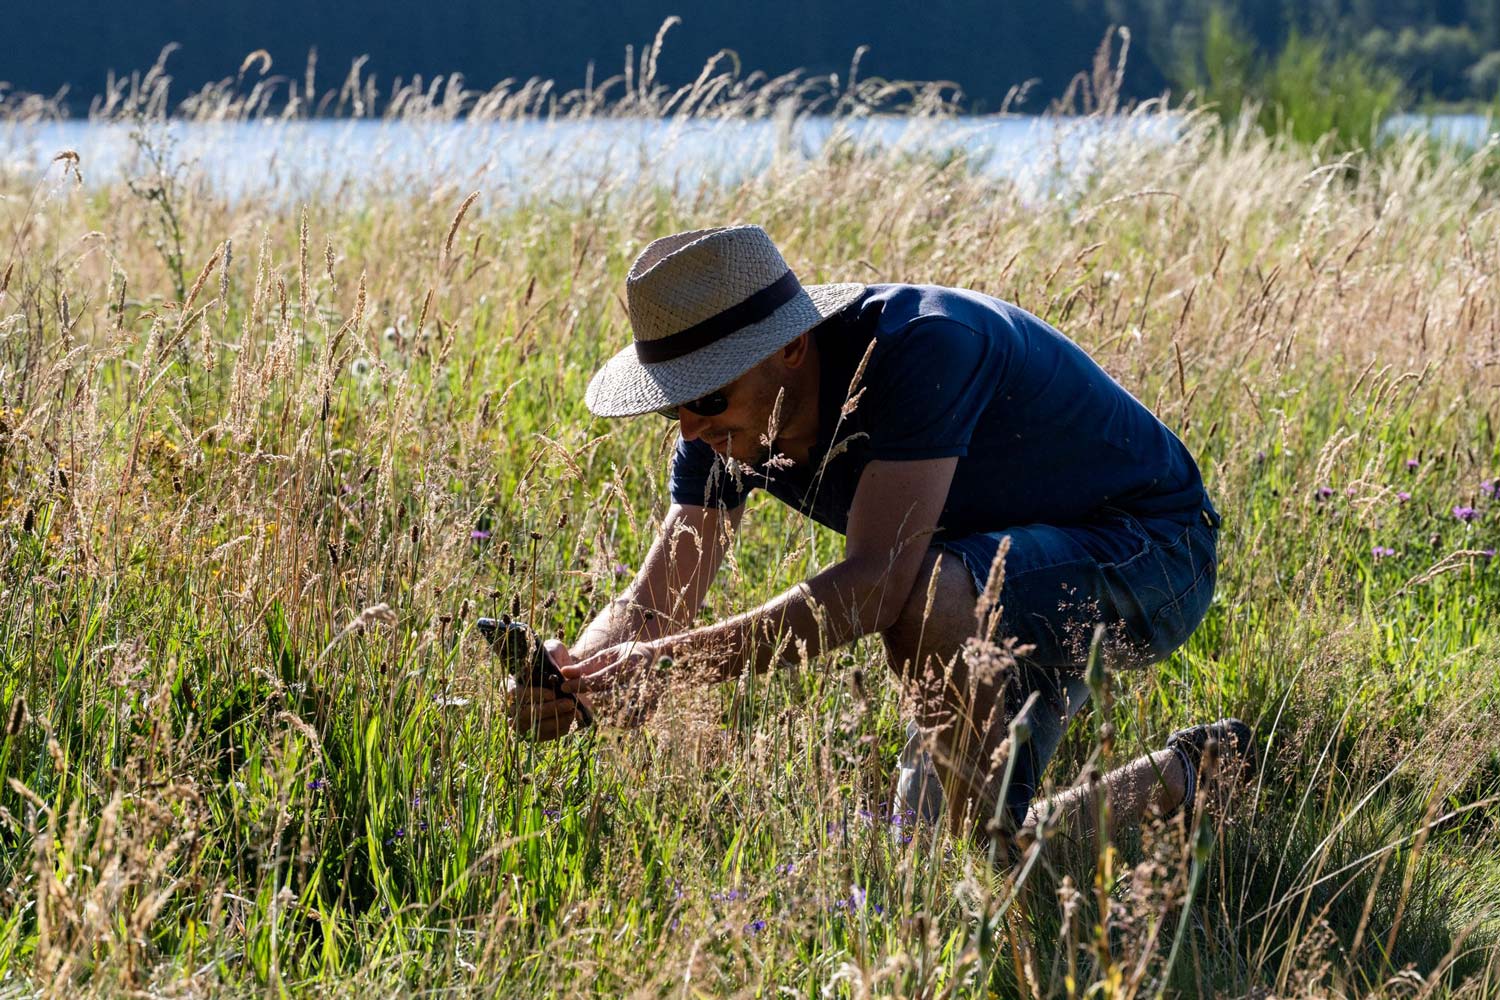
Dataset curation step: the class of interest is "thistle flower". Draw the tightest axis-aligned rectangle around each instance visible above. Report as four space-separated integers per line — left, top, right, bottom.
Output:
470 529 492 540
1372 546 1396 559
1397 491 1411 503
1454 506 1478 523
1316 486 1334 500
1406 458 1420 471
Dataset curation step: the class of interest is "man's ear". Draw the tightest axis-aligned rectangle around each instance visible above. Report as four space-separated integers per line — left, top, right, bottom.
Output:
781 331 811 369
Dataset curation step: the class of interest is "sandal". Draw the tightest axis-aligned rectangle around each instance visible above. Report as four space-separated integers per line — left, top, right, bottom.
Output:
1164 717 1255 833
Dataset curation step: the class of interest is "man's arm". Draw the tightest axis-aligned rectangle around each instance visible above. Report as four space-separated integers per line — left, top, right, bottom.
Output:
570 501 744 660
513 501 743 740
562 457 958 693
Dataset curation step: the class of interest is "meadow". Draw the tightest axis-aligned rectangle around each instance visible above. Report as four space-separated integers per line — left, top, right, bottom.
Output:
1 39 1499 997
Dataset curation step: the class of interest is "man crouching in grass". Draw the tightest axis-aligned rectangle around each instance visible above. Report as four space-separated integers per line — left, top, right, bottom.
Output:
509 224 1254 854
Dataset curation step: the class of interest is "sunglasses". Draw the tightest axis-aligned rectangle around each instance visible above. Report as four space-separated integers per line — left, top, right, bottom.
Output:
655 389 730 420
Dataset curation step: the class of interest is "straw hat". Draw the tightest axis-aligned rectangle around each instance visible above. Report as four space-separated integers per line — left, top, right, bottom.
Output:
584 225 866 417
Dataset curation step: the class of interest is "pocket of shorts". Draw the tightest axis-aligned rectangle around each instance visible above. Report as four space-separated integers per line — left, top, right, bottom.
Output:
1146 525 1217 656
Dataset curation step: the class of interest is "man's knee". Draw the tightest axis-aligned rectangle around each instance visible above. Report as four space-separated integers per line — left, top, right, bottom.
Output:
880 548 978 682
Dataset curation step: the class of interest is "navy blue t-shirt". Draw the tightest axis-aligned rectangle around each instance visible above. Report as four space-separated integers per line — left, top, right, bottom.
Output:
669 284 1214 538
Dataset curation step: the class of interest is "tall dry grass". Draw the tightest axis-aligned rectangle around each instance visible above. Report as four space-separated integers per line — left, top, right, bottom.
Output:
0 33 1497 997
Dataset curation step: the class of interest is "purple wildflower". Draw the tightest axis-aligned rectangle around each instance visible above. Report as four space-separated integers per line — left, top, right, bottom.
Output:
1316 486 1334 501
1483 549 1495 560
418 820 429 833
1406 458 1420 471
775 861 794 875
307 778 327 791
1454 506 1479 523
1482 480 1496 498
470 529 492 540
850 884 867 909
748 919 766 934
1372 546 1396 560
613 562 631 577
1346 486 1358 497
1255 449 1267 462
541 808 560 819
1397 491 1411 503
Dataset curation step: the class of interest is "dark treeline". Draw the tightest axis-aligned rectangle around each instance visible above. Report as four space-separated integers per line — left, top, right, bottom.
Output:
7 0 1500 115
1116 0 1500 104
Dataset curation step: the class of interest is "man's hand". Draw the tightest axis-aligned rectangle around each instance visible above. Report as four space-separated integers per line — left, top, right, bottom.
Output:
508 639 595 741
559 641 665 727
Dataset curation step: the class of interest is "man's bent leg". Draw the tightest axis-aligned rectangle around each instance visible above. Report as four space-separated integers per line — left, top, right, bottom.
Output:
884 549 1089 837
883 548 1197 849
884 549 994 831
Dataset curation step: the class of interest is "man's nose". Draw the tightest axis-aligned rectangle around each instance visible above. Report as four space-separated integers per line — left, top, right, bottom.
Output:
678 410 708 441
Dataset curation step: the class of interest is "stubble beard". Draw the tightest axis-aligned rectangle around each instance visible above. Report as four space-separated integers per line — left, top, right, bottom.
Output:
745 375 799 468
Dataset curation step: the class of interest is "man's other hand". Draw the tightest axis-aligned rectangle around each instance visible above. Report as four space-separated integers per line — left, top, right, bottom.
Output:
559 641 662 728
508 639 594 741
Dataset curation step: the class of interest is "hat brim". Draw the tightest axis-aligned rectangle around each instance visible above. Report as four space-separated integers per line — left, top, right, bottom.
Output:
584 282 867 418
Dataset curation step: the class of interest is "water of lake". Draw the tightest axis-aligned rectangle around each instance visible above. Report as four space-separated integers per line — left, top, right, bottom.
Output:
2 113 1490 203
1 115 1177 202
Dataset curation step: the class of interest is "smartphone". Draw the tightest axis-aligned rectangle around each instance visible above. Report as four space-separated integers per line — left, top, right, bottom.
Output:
476 617 593 726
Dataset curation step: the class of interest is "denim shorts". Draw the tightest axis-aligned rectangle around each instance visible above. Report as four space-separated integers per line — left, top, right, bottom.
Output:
896 502 1220 831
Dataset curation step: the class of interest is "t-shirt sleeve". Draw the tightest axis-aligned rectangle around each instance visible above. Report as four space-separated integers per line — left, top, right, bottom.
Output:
859 318 1003 460
669 435 753 509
